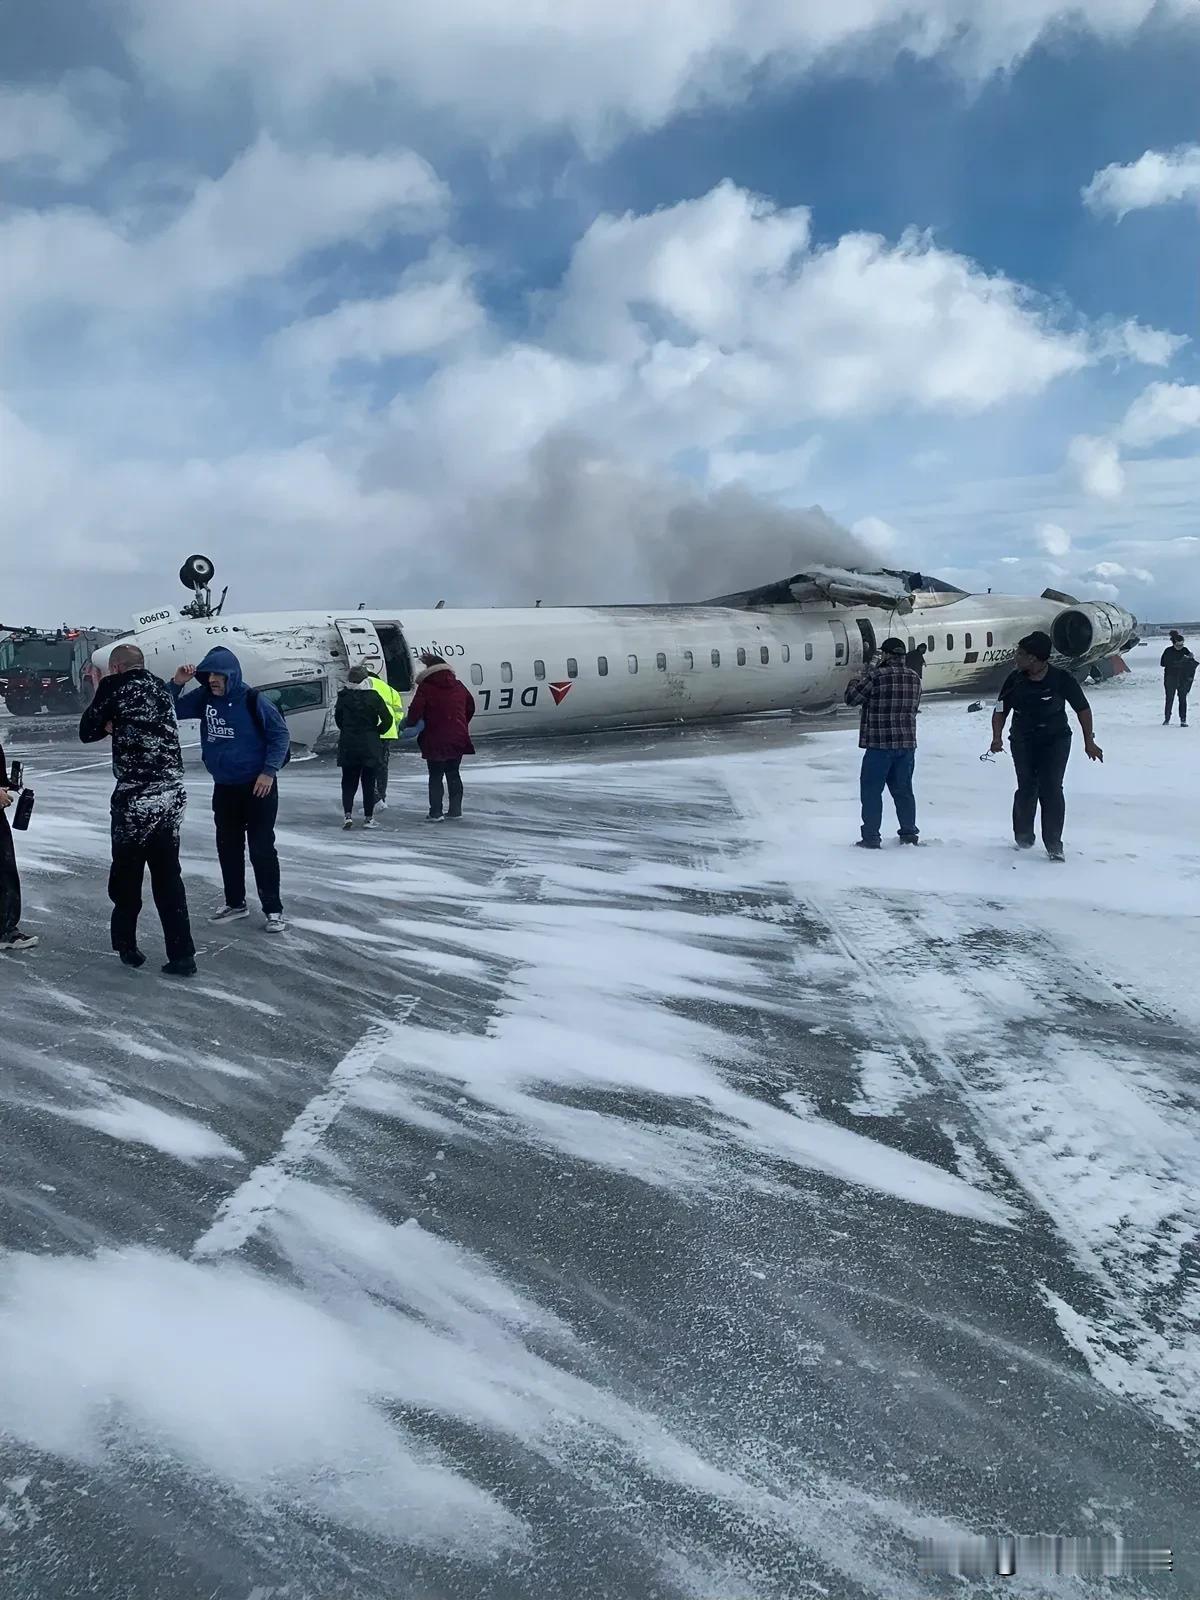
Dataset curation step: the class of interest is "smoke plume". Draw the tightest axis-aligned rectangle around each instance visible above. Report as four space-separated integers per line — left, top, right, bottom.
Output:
448 433 872 605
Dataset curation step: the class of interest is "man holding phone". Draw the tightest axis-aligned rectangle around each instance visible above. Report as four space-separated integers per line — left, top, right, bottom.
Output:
0 742 36 952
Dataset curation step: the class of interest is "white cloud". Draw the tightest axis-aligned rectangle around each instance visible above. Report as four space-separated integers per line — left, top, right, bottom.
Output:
0 71 124 182
1036 522 1071 557
1092 319 1187 367
1087 580 1121 600
552 185 1088 428
1117 382 1200 449
1067 434 1126 500
272 247 483 370
707 439 823 494
118 1 1198 149
1084 144 1200 218
0 136 448 325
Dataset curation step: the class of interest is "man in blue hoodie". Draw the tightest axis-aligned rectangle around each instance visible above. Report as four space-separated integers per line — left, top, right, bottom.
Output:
170 648 290 931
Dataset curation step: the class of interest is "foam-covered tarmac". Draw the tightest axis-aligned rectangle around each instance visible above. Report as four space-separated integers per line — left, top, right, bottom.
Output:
1 669 1195 1597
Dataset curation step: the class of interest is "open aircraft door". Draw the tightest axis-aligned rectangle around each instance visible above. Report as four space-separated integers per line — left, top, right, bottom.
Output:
827 619 850 674
334 616 386 673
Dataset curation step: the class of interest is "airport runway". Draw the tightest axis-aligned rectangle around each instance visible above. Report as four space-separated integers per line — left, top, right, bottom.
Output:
0 671 1195 1598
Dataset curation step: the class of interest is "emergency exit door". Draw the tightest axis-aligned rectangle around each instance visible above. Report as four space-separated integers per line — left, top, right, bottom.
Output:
827 619 850 669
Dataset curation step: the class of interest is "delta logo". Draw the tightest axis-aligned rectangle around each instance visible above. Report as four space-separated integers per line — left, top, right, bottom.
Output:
548 681 573 706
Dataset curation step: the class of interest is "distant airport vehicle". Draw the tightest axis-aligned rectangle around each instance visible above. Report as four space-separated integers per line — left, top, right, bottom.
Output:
1 626 124 716
93 556 1139 751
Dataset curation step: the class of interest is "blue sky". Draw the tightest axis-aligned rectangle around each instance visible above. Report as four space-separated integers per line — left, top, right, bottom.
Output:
2 0 1199 623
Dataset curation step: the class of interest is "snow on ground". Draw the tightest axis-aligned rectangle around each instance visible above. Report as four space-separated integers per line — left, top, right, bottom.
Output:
0 664 1195 1598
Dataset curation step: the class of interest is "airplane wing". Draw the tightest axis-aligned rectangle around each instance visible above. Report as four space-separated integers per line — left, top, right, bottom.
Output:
708 567 916 612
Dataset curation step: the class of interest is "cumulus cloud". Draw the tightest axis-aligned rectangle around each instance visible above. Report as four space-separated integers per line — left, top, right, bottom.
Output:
1084 144 1200 218
1036 523 1071 557
1067 434 1126 500
1117 382 1200 448
1084 561 1154 583
0 136 447 326
272 246 483 370
1092 319 1187 367
121 0 1196 148
0 71 124 182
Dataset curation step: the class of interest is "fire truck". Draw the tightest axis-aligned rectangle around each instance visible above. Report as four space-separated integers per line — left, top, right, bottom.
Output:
0 626 124 716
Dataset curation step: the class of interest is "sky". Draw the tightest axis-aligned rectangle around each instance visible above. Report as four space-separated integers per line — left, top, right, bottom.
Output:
2 0 1199 626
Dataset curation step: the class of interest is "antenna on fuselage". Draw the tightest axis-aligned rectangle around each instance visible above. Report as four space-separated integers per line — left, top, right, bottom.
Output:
178 554 225 619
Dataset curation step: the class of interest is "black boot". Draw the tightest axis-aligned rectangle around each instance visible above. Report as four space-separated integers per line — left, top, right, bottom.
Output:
162 957 197 977
118 947 147 968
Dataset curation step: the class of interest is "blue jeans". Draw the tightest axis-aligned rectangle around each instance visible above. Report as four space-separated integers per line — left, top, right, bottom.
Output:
860 748 917 843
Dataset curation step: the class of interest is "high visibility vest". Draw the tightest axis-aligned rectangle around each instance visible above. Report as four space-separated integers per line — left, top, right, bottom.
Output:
368 675 404 739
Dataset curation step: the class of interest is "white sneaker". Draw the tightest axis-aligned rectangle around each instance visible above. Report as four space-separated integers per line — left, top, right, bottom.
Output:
363 817 378 830
342 816 354 830
0 930 38 952
375 799 388 811
265 912 286 933
210 904 250 923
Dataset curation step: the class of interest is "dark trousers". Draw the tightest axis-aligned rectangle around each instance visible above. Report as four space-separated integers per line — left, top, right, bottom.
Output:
375 743 391 800
859 748 917 842
428 759 463 818
212 782 282 913
341 764 378 818
109 823 194 960
1011 733 1071 849
0 811 21 938
1165 684 1189 723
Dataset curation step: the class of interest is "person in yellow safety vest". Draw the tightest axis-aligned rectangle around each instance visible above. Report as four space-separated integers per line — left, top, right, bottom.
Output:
366 668 404 809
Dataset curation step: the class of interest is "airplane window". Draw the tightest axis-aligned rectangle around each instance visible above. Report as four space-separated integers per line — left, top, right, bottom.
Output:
534 659 546 680
627 653 638 674
711 649 720 667
804 643 813 661
682 649 693 670
782 644 790 663
835 643 845 660
908 636 916 652
964 633 972 651
946 634 954 652
986 631 994 647
598 655 608 676
567 657 578 678
760 645 769 664
656 651 667 671
257 679 325 714
470 663 483 686
501 661 513 683
736 646 747 666
928 636 935 652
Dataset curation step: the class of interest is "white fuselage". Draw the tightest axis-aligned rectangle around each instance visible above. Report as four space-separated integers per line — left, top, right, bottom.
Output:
97 590 1136 751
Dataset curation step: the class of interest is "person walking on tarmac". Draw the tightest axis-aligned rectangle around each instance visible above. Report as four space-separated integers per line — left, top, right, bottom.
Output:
403 652 476 821
1160 630 1196 726
906 641 927 681
990 631 1103 863
0 742 36 953
364 661 404 808
845 636 922 849
80 644 197 975
335 665 393 829
170 647 290 930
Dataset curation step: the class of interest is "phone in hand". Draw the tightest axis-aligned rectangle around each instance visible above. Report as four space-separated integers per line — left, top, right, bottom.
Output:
8 760 22 789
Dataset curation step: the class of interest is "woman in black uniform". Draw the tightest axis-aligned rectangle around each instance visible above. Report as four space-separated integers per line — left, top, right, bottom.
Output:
0 743 37 951
989 632 1104 862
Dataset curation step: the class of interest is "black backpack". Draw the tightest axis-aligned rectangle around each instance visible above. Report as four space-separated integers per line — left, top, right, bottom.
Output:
245 685 292 766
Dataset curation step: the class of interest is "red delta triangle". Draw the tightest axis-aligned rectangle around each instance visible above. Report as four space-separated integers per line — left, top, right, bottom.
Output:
548 682 573 706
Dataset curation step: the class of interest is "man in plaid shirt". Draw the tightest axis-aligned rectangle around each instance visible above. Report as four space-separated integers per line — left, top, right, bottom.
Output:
844 636 922 848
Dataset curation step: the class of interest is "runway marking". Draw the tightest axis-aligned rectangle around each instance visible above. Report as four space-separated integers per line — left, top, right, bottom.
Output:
36 742 202 780
191 996 418 1260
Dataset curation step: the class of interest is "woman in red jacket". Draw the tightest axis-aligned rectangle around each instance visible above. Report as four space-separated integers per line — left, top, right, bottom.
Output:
403 653 476 821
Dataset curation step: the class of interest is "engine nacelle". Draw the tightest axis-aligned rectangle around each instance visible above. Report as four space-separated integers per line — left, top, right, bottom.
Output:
1051 603 1136 663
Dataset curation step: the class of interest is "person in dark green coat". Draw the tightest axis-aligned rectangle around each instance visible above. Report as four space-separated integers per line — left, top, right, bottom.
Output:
334 666 393 829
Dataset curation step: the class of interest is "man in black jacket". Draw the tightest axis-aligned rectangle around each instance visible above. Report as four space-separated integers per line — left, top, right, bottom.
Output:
0 744 36 952
334 665 393 829
80 643 196 975
1161 630 1196 726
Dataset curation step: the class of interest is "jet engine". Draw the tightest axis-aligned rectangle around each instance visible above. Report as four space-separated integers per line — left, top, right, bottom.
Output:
1050 602 1137 663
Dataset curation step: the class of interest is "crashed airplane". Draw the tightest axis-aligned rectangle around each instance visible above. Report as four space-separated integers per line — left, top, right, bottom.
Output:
94 556 1138 749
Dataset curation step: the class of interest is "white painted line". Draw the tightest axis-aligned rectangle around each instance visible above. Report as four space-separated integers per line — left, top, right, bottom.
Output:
192 996 418 1260
36 743 202 780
